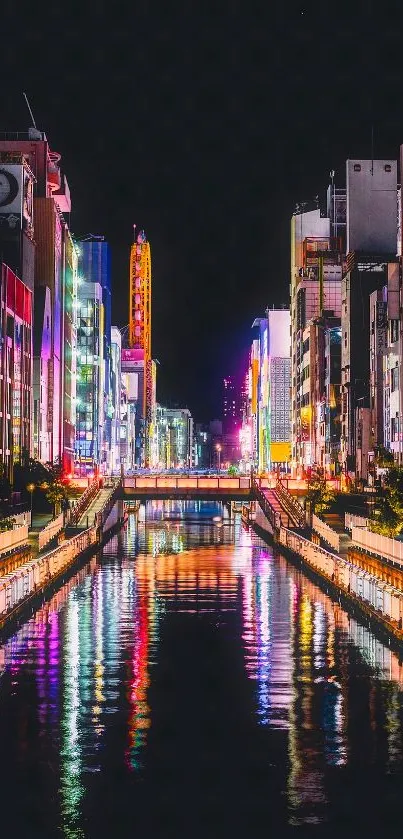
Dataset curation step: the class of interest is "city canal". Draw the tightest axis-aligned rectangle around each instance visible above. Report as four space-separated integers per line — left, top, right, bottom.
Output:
1 500 403 838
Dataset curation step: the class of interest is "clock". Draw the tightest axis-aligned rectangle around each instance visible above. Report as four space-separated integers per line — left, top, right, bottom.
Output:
0 168 19 208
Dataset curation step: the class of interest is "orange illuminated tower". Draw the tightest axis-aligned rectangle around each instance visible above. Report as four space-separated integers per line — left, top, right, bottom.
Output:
129 227 152 464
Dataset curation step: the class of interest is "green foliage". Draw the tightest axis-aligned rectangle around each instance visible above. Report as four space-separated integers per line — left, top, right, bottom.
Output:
0 516 16 532
227 465 238 476
369 466 403 537
374 446 394 468
45 481 67 516
306 478 336 515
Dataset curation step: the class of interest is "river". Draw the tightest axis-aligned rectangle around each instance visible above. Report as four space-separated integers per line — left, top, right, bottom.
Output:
0 500 403 838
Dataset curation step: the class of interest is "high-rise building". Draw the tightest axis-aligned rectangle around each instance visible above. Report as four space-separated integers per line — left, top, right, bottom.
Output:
75 281 104 475
341 160 398 480
110 326 122 474
252 309 291 473
222 376 242 432
0 265 33 480
290 194 344 476
0 129 76 473
121 347 144 469
76 236 111 471
128 228 152 465
0 152 35 480
156 407 194 469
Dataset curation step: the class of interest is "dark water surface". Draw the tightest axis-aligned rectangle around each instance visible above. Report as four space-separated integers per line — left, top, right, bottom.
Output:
1 500 403 838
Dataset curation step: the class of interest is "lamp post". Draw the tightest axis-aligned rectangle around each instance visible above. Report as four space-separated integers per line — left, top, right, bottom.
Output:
215 443 222 473
26 483 35 518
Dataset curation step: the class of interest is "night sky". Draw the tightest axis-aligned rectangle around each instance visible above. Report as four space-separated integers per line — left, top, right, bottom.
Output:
1 2 403 420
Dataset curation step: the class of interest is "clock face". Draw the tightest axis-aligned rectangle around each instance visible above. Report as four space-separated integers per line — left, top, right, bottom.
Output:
0 168 19 208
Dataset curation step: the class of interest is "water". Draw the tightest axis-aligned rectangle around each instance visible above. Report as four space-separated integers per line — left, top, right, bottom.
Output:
1 499 403 838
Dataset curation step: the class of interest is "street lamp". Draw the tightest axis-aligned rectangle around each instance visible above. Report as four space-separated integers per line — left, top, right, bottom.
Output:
215 443 222 473
26 483 35 517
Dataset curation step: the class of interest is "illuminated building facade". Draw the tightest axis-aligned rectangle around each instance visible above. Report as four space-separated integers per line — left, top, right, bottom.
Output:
76 236 111 470
75 281 104 474
290 191 344 476
156 407 194 469
0 129 76 473
121 348 144 469
341 160 398 481
250 309 291 473
110 326 122 474
0 153 35 479
0 265 33 480
129 229 152 465
194 423 211 468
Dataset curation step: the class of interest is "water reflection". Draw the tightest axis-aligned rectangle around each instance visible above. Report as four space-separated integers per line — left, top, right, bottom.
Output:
0 502 403 835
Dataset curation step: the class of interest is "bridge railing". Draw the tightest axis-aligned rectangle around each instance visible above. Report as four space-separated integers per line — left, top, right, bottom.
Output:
124 476 251 491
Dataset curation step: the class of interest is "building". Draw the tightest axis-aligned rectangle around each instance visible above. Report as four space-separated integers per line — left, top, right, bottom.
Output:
290 197 344 476
75 281 104 475
193 423 211 468
341 159 398 481
0 152 35 481
110 326 122 474
128 228 152 465
76 236 111 472
0 265 33 481
121 347 144 469
251 309 291 474
157 407 194 469
0 128 76 473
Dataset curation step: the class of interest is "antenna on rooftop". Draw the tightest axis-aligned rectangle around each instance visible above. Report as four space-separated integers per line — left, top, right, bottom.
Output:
22 92 37 129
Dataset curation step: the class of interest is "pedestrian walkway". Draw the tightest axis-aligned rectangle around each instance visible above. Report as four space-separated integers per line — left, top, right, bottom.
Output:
76 487 114 529
261 488 291 528
322 512 352 556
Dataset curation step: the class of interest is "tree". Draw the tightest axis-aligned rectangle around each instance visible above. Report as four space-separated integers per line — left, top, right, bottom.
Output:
369 466 403 537
306 477 336 516
45 481 67 517
227 465 238 476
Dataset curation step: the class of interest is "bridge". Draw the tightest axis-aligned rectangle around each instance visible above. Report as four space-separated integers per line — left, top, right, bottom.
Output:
120 475 252 500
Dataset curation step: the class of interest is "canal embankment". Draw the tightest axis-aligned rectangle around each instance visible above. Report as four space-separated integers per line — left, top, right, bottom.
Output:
252 485 403 647
0 482 126 636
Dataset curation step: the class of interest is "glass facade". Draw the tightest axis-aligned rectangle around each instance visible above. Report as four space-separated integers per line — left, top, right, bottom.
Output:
75 283 103 474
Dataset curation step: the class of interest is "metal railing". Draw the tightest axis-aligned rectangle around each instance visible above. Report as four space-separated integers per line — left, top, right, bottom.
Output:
312 513 341 553
276 480 306 528
68 479 100 526
253 479 291 531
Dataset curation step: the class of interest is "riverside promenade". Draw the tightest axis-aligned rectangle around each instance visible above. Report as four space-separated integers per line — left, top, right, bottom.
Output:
252 479 403 647
0 479 126 634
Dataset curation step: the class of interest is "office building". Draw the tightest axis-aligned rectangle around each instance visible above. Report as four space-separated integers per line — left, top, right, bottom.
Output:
110 326 122 474
341 159 398 480
75 281 104 474
157 407 194 469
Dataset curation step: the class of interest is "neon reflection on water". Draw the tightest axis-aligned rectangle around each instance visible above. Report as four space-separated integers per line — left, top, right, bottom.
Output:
60 591 84 839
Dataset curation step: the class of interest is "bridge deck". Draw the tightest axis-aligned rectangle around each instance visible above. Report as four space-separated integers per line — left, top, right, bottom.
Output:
121 475 251 499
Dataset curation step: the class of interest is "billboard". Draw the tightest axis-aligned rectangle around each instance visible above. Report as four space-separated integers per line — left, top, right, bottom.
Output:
122 347 144 371
300 406 311 442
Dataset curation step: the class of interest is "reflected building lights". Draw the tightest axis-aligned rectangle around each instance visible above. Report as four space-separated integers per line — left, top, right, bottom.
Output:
60 592 84 839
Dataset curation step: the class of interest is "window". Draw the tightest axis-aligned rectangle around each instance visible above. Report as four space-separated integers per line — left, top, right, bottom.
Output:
391 366 399 392
391 319 399 344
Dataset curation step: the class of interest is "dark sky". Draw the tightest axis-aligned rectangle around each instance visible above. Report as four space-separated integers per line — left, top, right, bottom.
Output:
1 1 403 420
